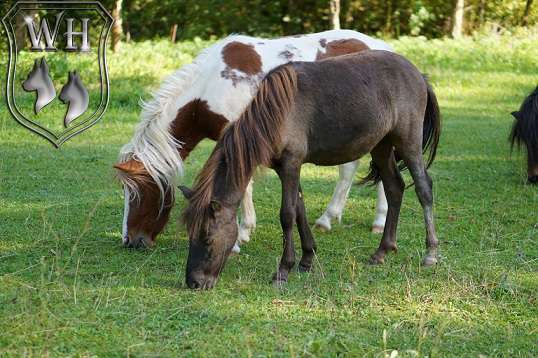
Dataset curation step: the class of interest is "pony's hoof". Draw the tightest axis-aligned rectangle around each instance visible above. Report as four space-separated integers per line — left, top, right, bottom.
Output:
272 273 288 287
422 255 438 266
371 225 384 234
237 228 251 244
297 263 311 273
369 255 385 265
314 217 331 232
231 242 241 255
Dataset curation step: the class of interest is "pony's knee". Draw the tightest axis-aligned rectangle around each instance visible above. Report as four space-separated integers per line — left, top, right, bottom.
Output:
280 208 296 231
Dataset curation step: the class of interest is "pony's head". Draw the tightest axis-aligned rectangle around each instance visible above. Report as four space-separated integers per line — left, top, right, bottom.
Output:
59 71 83 103
180 181 238 290
22 57 50 91
114 158 174 248
510 86 538 184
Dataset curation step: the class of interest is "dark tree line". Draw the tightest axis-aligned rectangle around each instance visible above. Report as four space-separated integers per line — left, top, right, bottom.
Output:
1 0 536 52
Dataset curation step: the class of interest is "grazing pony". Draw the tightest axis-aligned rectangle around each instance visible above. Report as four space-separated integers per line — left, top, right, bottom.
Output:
22 57 56 114
510 87 538 183
114 30 392 250
59 71 89 127
180 50 442 289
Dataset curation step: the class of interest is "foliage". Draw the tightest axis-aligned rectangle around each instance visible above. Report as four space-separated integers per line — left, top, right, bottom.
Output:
409 5 436 36
1 33 537 355
1 0 537 42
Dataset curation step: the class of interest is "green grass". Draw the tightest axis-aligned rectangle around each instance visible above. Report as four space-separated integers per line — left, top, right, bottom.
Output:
1 34 537 356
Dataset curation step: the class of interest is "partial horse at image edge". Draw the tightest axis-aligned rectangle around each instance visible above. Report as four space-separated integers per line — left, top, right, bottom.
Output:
510 86 538 183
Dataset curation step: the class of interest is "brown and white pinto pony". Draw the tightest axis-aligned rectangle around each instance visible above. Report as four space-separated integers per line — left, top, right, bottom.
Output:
114 30 393 250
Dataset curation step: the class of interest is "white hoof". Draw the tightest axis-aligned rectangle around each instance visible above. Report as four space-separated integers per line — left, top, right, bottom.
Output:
237 227 251 245
231 241 241 254
371 225 384 234
422 255 438 266
314 215 331 232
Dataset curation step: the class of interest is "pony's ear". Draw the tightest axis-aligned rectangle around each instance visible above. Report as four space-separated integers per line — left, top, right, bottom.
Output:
511 111 520 120
113 159 146 175
178 185 194 200
33 58 39 69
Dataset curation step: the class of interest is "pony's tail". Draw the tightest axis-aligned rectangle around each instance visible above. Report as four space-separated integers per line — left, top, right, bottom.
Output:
362 76 441 185
221 64 298 191
421 77 442 169
509 86 538 164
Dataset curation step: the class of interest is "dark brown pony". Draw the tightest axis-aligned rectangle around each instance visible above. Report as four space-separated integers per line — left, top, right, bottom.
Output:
510 86 538 183
180 50 442 289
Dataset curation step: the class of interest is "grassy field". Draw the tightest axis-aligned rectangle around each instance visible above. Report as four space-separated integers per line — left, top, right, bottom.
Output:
1 32 537 356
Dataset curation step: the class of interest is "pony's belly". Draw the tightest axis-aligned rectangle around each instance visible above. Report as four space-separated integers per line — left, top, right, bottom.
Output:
305 147 370 166
304 127 384 166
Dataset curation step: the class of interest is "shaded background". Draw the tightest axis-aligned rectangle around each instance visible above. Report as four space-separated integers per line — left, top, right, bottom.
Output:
1 0 537 46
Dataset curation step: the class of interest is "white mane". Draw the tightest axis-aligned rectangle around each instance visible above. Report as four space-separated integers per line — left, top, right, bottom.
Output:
119 46 212 203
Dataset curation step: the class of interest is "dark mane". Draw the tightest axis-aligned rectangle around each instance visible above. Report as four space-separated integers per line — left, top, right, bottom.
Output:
510 86 538 162
182 65 298 239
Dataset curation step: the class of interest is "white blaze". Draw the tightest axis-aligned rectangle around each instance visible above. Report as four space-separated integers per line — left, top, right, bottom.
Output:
122 187 130 241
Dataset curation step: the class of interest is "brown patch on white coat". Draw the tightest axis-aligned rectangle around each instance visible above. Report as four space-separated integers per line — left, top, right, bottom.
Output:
220 41 264 87
316 38 370 61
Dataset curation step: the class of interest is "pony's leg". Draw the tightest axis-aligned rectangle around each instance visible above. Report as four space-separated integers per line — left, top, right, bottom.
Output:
273 162 301 284
314 160 359 231
238 179 256 245
402 155 439 266
369 144 405 265
371 182 388 233
295 185 317 272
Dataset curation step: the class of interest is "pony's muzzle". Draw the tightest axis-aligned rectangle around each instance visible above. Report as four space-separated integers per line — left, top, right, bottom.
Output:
186 273 216 290
122 233 154 248
528 175 538 184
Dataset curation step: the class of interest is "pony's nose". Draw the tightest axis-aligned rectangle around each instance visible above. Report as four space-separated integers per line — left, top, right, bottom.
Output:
528 175 538 184
123 233 153 248
186 277 202 289
186 273 216 289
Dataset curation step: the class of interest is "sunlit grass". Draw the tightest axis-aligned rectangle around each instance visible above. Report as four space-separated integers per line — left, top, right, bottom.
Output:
1 33 537 356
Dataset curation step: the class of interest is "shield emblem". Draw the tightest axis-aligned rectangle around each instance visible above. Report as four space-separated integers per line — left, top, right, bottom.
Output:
2 1 114 147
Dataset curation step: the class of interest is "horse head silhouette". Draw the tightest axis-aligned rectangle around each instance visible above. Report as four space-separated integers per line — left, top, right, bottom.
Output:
22 57 56 114
59 71 89 128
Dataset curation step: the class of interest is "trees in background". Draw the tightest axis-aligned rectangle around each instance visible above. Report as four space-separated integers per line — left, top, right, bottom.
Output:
452 0 465 38
111 0 123 52
1 0 534 48
105 0 536 41
330 0 341 29
522 0 534 26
